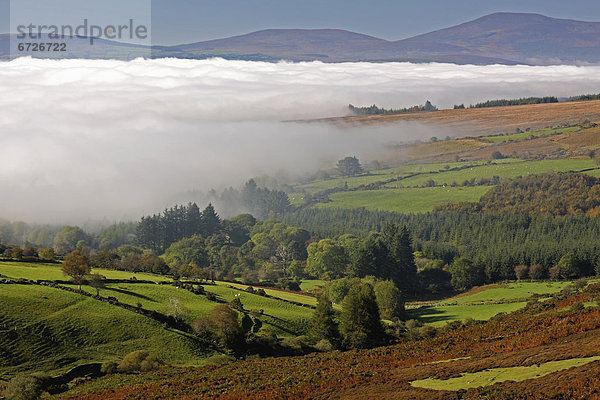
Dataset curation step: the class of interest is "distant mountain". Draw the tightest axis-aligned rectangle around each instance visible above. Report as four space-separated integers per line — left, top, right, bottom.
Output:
393 13 600 64
2 13 600 64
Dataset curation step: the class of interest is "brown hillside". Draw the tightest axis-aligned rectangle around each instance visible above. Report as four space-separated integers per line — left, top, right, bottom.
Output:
323 100 600 136
58 286 600 399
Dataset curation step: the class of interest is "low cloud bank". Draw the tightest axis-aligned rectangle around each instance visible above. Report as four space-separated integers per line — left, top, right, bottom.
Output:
1 57 600 223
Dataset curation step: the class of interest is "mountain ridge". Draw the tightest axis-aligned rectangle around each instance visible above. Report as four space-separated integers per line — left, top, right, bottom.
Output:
2 12 600 64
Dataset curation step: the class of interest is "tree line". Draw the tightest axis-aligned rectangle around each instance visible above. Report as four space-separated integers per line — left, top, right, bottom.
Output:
348 101 438 115
453 96 558 109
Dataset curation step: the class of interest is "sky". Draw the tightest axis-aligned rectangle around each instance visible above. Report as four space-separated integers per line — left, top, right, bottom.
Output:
2 0 600 45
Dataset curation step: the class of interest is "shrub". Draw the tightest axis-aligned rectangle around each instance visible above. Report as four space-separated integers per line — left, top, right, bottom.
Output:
573 278 588 292
529 264 546 280
571 302 585 311
420 325 437 338
229 296 244 311
205 354 236 365
314 339 334 352
206 292 217 301
209 305 245 353
443 320 463 332
514 265 529 280
241 314 254 333
100 361 118 375
117 350 162 373
3 375 43 400
192 317 214 341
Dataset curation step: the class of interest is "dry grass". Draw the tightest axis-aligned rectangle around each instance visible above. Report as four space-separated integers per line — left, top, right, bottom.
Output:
321 100 600 136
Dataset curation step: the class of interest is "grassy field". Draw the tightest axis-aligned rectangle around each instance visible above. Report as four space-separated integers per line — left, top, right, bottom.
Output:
299 279 327 292
407 280 583 327
439 281 573 304
478 126 580 143
408 302 528 327
325 100 600 137
410 356 600 390
292 157 599 213
291 159 514 196
0 262 313 338
0 262 167 282
0 284 210 380
69 282 312 337
216 281 317 307
313 186 490 213
387 158 598 188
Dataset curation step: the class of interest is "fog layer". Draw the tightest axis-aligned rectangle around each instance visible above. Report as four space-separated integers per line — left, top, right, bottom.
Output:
2 57 600 223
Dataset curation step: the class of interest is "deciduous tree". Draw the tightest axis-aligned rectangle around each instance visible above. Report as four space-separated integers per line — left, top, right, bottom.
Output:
61 250 91 289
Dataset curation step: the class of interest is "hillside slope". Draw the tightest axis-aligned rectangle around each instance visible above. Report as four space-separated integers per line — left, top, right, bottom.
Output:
396 12 600 64
166 13 600 64
57 285 600 399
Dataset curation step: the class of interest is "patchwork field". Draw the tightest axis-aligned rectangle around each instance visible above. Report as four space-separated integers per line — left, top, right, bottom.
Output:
0 262 314 382
0 262 166 282
54 284 600 399
0 284 210 380
289 124 600 213
407 281 577 326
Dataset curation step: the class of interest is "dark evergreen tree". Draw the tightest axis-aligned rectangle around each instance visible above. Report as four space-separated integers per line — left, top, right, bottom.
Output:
308 293 341 348
201 203 222 236
349 232 389 278
184 202 203 237
340 282 385 349
382 223 417 294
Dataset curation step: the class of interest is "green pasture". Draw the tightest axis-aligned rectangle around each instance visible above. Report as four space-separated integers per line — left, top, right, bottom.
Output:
439 281 573 305
299 279 327 292
313 186 490 213
216 281 317 307
70 282 312 337
292 160 512 196
0 284 210 380
478 126 580 143
387 158 599 188
408 302 527 327
411 356 600 390
0 261 167 282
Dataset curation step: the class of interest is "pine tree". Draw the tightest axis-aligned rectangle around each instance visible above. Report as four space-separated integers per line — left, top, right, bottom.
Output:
201 203 221 236
308 293 341 348
340 282 385 349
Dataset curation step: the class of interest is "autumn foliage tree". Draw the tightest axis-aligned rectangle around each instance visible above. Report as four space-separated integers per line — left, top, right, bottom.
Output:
61 250 91 289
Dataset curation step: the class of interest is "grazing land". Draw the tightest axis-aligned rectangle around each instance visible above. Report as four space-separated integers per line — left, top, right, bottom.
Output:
407 281 575 326
0 262 166 282
54 284 600 399
0 284 210 380
313 186 490 213
322 99 600 136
